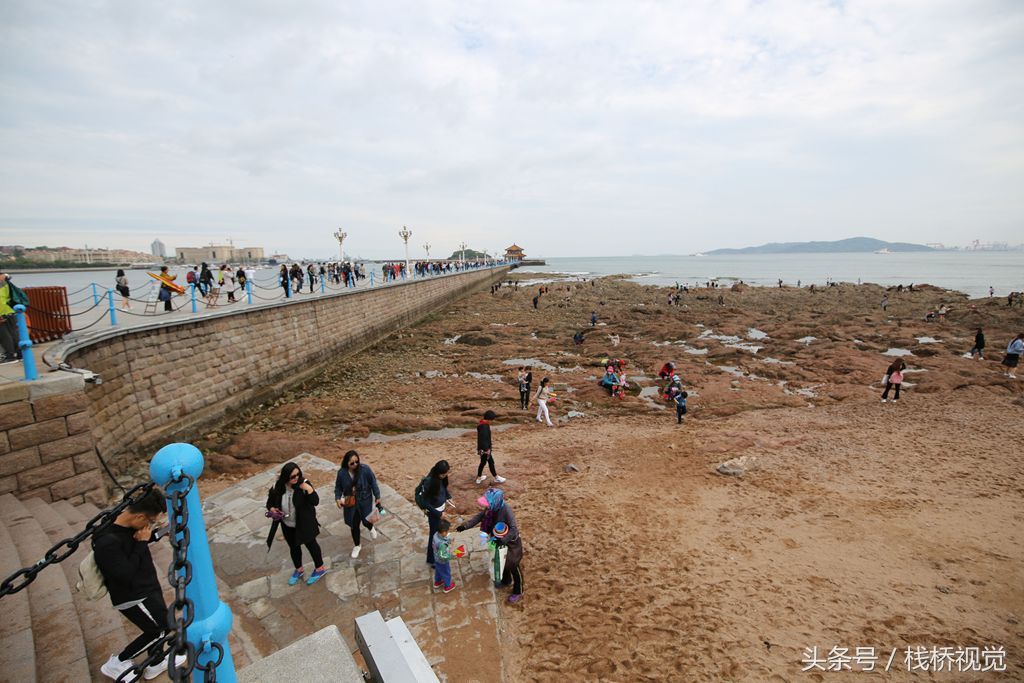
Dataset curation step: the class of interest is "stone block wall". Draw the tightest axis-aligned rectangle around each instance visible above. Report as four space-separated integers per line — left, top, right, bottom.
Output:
0 375 105 504
59 267 509 474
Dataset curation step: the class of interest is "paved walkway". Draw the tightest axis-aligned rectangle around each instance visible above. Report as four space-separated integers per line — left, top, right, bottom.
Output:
202 454 503 683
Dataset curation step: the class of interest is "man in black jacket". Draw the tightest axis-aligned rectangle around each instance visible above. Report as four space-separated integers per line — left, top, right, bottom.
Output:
475 410 507 485
93 487 182 680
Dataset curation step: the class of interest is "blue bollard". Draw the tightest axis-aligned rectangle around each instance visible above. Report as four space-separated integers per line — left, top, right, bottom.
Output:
246 279 252 305
191 283 197 313
107 289 117 326
150 444 236 682
285 276 291 299
370 272 375 287
91 282 99 306
321 276 325 294
12 305 38 381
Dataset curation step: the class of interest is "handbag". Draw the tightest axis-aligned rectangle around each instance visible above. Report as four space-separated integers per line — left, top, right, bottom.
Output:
76 550 108 600
366 508 382 525
342 495 356 507
882 374 890 385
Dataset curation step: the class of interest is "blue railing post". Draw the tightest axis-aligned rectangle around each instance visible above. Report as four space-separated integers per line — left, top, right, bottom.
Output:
90 282 99 306
370 271 375 287
151 444 236 682
246 279 252 305
320 276 325 294
191 284 197 313
285 276 291 298
107 289 117 326
12 305 38 381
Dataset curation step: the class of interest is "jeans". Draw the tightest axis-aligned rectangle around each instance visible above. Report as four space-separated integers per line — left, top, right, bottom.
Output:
348 513 374 546
536 399 552 426
477 449 497 477
676 404 687 423
881 382 901 400
281 524 324 568
519 388 530 409
0 316 18 356
434 561 451 587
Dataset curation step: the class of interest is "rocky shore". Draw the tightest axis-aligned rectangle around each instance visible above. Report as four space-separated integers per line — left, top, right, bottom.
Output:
198 274 1022 680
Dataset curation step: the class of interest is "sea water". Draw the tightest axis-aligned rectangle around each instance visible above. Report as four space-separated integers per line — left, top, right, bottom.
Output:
517 252 1024 298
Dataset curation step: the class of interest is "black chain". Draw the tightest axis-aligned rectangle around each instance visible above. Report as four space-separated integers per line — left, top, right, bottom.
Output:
0 482 155 597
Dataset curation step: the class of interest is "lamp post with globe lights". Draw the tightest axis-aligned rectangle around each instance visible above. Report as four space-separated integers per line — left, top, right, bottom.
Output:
399 226 412 278
459 241 467 266
333 229 347 263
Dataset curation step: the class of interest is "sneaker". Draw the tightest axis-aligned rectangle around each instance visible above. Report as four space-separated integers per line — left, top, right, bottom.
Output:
306 567 328 585
101 655 134 680
144 654 188 680
287 569 304 586
351 545 361 559
443 582 457 593
507 593 523 604
475 475 487 484
369 526 379 540
433 580 444 588
881 398 887 403
493 476 507 483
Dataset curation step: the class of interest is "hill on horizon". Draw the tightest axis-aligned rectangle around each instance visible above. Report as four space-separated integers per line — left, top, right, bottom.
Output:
707 237 934 255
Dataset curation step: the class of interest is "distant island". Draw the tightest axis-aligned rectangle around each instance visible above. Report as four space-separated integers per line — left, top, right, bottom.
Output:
707 237 935 255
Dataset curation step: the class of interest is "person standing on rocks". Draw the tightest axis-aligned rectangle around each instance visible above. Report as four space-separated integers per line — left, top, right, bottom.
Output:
334 450 381 559
518 367 532 410
1001 333 1024 379
267 462 328 585
881 359 906 403
457 487 525 604
535 377 554 426
970 328 985 360
880 294 889 312
476 410 507 485
421 460 453 566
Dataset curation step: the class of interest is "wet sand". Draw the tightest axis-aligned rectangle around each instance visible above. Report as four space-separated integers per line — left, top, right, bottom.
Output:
202 275 1024 680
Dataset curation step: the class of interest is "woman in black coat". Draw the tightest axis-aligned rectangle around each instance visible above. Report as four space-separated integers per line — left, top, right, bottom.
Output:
422 460 452 566
266 462 327 586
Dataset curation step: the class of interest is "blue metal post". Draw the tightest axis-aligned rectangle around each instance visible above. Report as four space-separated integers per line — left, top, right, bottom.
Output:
285 275 291 298
320 276 325 294
107 289 117 326
91 282 99 306
151 444 236 683
191 284 197 313
13 305 38 381
370 271 375 287
246 280 252 305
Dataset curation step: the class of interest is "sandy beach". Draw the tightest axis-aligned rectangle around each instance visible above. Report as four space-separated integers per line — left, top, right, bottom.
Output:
197 275 1023 681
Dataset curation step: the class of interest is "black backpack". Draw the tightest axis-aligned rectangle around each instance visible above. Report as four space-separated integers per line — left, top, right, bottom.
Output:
414 476 431 511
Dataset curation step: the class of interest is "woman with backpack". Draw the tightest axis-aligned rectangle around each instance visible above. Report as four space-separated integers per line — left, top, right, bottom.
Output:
418 460 452 566
334 450 381 559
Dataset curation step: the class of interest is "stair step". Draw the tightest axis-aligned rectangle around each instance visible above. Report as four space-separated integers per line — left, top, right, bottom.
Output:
22 497 133 681
0 494 38 682
1 494 91 682
51 498 88 525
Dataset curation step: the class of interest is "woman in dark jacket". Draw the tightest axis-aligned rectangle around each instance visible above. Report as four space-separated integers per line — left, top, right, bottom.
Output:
422 460 452 566
457 487 525 604
334 450 381 559
266 462 327 586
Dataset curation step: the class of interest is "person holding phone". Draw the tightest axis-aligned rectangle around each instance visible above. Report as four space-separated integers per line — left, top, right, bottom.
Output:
334 450 381 559
266 462 327 586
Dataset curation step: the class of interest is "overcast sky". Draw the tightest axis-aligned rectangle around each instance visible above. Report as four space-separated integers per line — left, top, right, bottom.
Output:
1 1 1022 259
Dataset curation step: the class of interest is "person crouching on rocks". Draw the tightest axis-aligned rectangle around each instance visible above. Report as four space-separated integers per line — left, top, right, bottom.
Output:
334 450 381 558
881 359 906 403
266 462 328 586
457 487 524 604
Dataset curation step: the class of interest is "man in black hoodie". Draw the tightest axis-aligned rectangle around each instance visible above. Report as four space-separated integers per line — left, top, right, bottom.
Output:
475 410 507 485
93 487 182 680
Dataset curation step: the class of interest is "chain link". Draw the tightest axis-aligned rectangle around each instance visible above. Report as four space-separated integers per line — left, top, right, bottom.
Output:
0 482 155 597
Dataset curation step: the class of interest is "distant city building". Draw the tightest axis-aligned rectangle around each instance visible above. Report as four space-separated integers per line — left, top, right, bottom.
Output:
176 245 265 264
504 244 526 261
151 239 167 258
268 253 291 263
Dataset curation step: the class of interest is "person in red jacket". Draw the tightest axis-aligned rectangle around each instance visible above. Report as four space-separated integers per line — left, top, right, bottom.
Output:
658 361 676 380
476 410 507 485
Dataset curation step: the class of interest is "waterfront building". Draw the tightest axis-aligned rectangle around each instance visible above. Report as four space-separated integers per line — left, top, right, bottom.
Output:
504 244 526 261
151 238 167 258
176 245 266 264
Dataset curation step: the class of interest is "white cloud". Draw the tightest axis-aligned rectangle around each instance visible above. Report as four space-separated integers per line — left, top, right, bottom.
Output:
1 0 1022 257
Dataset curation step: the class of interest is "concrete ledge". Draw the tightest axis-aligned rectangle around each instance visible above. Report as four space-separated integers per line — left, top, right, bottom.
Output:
238 625 364 683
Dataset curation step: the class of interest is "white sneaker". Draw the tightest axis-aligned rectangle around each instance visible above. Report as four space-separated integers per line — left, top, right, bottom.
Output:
475 475 487 484
881 398 887 403
144 654 188 680
351 545 361 558
370 527 379 540
101 655 133 680
493 476 507 483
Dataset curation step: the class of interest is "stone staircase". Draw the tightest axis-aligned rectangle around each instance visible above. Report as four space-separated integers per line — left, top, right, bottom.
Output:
0 492 270 682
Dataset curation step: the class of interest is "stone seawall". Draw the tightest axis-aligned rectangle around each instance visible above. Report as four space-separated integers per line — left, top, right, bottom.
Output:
33 266 509 496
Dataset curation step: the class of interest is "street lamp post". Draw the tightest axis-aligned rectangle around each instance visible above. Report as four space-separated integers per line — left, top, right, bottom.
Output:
423 242 431 260
399 226 412 277
459 241 467 265
333 229 347 262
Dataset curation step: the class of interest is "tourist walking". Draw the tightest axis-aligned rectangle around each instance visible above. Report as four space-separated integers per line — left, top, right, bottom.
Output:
476 410 507 484
457 488 525 604
115 269 131 310
535 377 554 426
517 367 532 410
675 390 688 424
93 486 185 680
334 450 381 559
218 264 236 303
1001 333 1024 379
266 462 328 585
0 274 20 363
279 264 289 296
419 460 452 566
432 519 457 593
881 359 906 402
880 294 889 312
157 265 176 312
969 328 985 360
